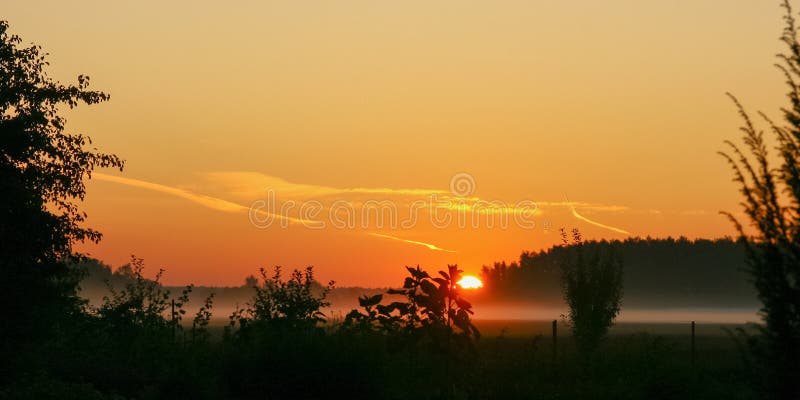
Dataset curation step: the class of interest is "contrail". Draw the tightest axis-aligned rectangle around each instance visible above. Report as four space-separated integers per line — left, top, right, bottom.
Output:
93 173 306 225
94 173 247 213
565 194 630 235
368 233 456 253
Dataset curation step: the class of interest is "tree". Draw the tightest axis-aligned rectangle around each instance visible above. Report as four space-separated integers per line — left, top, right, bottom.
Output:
720 2 800 396
559 228 623 356
0 20 123 344
243 274 258 288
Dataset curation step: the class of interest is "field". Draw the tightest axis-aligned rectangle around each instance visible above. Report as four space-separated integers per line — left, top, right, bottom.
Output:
169 319 754 399
465 320 751 399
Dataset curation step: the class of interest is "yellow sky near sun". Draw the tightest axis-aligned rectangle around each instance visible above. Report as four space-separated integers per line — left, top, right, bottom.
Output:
2 0 789 286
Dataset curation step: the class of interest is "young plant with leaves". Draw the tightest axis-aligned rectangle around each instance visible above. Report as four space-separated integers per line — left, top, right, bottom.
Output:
347 265 480 353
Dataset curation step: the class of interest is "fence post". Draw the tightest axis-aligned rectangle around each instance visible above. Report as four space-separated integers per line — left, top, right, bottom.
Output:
171 299 176 341
691 320 696 368
552 319 558 367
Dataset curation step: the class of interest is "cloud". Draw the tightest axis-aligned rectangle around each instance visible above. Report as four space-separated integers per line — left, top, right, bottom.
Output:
93 173 307 225
202 171 448 199
202 171 635 216
94 173 248 213
93 171 634 241
368 233 456 253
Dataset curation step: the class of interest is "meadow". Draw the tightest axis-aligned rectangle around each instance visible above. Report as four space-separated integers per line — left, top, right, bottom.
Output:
150 318 756 399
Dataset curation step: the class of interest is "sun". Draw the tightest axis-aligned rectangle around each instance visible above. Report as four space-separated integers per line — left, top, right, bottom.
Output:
457 275 483 289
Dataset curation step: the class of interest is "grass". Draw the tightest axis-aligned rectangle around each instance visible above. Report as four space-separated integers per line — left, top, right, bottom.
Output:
159 319 753 399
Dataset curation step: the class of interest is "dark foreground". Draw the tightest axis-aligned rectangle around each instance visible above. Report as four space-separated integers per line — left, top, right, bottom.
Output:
3 319 754 400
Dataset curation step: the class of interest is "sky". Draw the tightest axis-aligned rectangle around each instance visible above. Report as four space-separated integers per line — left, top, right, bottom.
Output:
3 0 790 286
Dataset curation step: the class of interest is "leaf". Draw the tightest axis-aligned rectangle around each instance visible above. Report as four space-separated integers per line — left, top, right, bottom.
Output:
455 298 472 310
407 266 430 280
403 277 415 289
358 294 382 307
432 277 448 286
419 280 438 296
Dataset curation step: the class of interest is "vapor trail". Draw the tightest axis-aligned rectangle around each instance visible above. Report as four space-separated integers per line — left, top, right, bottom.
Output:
93 173 305 225
569 204 631 235
368 233 456 253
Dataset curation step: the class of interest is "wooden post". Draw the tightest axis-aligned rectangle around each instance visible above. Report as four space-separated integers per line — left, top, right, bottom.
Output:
691 321 696 368
552 319 558 366
171 299 176 341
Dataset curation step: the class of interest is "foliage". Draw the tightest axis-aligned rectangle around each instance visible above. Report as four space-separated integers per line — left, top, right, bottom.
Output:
94 256 191 334
720 1 800 396
191 293 215 345
0 17 122 388
343 293 399 333
0 19 123 324
227 266 334 334
345 265 480 354
559 228 624 355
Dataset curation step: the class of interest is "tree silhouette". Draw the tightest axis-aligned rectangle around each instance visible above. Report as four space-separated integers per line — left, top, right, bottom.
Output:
0 20 123 347
559 228 623 356
720 1 800 396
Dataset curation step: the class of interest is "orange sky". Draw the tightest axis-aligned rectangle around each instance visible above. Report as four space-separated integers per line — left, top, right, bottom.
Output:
5 1 789 286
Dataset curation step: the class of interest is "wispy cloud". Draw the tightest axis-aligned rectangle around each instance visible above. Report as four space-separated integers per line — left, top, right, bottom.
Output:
368 233 456 253
203 171 635 216
94 173 247 213
93 173 308 225
94 171 634 241
202 171 448 199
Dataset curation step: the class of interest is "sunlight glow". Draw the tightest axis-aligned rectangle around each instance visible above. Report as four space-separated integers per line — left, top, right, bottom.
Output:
457 275 483 289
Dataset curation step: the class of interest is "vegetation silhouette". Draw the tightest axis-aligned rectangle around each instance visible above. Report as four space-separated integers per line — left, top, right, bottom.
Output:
344 265 480 354
480 237 754 308
0 17 123 395
721 1 800 397
558 228 623 357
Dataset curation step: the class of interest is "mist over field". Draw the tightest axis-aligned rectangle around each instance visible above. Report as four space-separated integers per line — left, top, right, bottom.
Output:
77 237 759 324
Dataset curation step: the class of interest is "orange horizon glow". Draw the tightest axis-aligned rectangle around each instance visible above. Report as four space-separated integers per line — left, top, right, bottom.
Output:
3 0 781 287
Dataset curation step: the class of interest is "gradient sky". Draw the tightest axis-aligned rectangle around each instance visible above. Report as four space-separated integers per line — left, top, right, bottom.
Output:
4 1 789 286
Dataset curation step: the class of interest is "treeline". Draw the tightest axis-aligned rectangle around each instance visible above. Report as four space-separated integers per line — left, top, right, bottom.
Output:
479 237 756 308
78 237 757 312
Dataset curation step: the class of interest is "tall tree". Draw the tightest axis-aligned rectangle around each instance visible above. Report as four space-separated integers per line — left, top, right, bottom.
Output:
0 20 123 344
721 1 800 397
559 229 623 356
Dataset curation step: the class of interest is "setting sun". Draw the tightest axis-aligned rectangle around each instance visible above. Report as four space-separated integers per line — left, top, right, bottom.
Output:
457 275 484 289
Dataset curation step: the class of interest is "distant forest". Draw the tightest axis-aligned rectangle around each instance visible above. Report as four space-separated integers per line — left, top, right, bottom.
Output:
478 237 756 308
78 237 757 313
